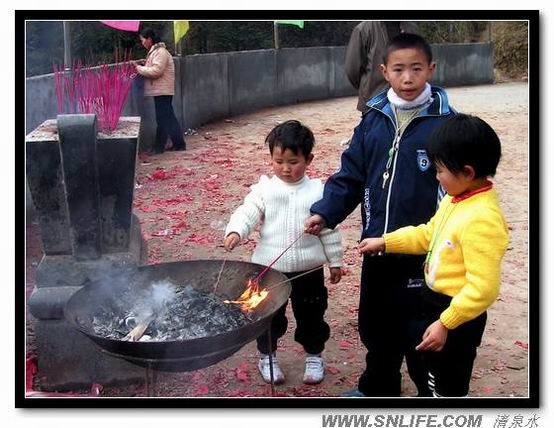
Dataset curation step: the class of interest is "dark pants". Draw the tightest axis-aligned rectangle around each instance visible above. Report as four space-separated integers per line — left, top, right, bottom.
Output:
153 95 186 153
420 286 486 397
357 254 431 397
257 267 330 355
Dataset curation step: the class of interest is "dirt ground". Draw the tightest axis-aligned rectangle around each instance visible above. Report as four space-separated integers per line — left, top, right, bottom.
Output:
26 81 529 398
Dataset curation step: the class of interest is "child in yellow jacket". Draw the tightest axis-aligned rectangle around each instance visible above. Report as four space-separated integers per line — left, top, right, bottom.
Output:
358 114 509 396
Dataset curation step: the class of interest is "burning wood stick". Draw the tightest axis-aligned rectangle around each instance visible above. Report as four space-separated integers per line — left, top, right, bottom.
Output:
123 313 156 342
213 258 227 295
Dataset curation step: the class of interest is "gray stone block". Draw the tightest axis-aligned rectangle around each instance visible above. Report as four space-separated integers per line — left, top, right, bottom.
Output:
96 136 138 253
34 320 144 391
35 252 141 288
57 114 102 260
26 137 72 255
28 286 81 320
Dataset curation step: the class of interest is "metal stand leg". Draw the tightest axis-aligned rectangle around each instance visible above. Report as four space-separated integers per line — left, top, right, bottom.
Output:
145 362 151 397
267 328 275 397
151 365 158 397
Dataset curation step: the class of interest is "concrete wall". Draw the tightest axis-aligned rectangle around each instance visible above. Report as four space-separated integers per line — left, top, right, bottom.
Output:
431 43 495 87
26 43 494 146
26 73 59 134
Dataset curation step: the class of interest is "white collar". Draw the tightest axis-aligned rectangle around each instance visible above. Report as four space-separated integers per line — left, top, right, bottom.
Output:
272 175 308 187
387 83 433 111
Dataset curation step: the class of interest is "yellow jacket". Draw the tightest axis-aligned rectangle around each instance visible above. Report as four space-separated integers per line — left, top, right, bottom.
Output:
384 186 509 329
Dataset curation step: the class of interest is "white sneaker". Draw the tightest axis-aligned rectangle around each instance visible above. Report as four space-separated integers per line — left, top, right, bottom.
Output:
303 355 325 384
258 354 285 384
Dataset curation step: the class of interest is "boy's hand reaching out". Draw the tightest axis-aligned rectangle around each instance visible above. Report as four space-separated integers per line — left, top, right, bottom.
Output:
329 267 342 284
304 214 326 236
358 237 385 255
224 233 240 251
415 319 449 352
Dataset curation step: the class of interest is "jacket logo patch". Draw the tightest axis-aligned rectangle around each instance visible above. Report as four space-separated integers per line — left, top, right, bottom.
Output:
417 150 431 172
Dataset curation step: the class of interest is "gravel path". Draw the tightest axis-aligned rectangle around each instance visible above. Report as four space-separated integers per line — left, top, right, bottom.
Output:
26 81 529 398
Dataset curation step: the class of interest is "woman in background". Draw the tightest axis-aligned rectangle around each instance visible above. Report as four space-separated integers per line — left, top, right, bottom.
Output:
136 27 186 154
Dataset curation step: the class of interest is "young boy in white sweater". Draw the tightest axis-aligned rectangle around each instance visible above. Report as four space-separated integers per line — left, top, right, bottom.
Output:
224 120 343 385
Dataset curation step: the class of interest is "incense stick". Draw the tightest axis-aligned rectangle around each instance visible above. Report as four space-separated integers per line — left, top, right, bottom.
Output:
251 232 305 284
213 258 227 295
263 266 324 292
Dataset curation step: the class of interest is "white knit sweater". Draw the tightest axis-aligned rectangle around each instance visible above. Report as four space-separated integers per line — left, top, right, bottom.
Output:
225 175 343 273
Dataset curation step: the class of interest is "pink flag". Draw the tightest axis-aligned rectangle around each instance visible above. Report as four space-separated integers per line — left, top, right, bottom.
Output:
100 21 140 32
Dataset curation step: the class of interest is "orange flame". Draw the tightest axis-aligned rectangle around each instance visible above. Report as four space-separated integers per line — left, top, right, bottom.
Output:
224 279 269 311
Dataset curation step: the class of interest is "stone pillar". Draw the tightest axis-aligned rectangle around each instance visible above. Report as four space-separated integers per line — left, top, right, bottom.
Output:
58 115 102 260
26 115 146 391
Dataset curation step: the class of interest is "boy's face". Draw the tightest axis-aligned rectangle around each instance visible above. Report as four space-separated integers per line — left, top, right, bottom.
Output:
270 146 313 184
435 162 471 197
380 48 436 102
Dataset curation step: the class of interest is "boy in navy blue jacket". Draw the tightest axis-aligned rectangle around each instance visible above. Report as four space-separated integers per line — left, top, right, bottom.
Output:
305 33 455 397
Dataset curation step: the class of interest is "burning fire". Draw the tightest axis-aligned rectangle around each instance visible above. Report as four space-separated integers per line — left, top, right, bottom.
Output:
224 279 269 311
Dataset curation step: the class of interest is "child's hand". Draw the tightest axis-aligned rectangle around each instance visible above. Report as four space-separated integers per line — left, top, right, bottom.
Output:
415 319 449 352
304 214 326 236
224 233 240 251
329 267 342 284
358 237 385 255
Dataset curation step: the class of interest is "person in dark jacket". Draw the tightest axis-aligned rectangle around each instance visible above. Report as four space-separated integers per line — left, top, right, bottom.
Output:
345 21 418 113
305 33 456 397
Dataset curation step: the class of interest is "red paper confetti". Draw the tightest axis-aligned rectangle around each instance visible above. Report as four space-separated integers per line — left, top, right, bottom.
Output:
26 356 37 391
327 366 341 375
514 340 528 350
152 169 168 180
339 340 354 349
194 384 210 395
235 363 250 382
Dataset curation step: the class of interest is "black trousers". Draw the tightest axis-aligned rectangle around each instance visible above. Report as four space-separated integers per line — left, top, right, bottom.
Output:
153 95 186 153
420 286 486 397
257 267 330 355
357 254 431 397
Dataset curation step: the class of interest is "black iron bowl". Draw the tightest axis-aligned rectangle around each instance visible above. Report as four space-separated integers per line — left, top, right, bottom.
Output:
64 260 291 372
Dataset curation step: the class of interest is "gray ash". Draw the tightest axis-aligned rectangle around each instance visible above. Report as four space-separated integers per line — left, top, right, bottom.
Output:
91 282 253 342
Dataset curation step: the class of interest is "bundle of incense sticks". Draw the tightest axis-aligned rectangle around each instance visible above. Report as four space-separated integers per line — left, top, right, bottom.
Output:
53 50 136 132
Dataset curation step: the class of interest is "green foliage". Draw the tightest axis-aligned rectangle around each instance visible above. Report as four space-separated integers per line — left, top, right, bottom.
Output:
417 21 489 44
25 21 172 76
25 21 64 76
180 21 359 55
26 20 359 76
491 22 528 78
25 20 528 80
181 21 274 54
272 21 359 49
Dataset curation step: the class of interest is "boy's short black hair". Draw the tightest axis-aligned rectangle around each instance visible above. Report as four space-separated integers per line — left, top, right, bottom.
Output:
265 120 315 159
140 27 162 44
384 33 433 64
427 114 502 178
